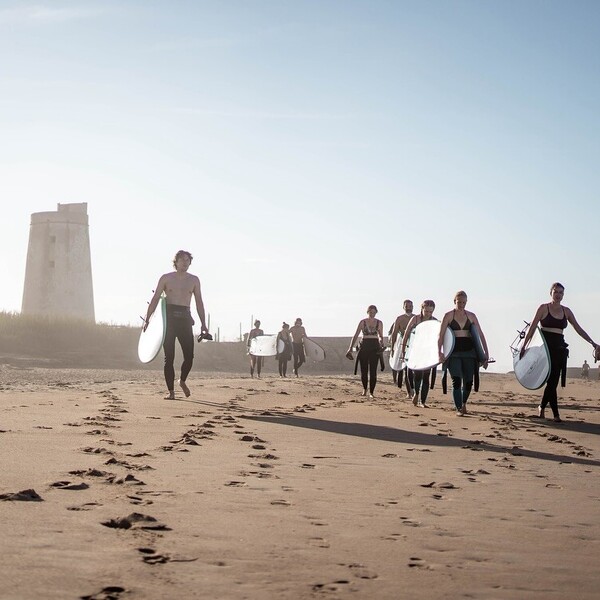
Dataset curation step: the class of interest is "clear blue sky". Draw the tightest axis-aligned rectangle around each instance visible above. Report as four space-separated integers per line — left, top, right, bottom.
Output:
1 0 599 372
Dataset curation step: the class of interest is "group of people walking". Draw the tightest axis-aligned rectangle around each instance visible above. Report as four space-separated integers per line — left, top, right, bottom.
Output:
247 318 307 378
347 284 599 421
142 253 599 422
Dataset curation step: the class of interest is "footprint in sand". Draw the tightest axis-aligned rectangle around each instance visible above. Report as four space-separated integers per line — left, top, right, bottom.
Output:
312 580 352 593
270 499 291 506
80 585 127 600
50 480 90 491
0 489 43 502
309 536 330 548
408 557 432 569
348 563 378 579
67 502 102 511
400 517 422 527
381 532 407 542
127 494 153 505
101 512 170 531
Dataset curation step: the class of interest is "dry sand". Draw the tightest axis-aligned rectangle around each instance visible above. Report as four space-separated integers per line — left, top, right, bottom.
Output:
1 365 599 599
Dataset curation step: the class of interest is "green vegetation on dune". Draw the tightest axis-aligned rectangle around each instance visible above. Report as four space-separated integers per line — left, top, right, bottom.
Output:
0 311 139 368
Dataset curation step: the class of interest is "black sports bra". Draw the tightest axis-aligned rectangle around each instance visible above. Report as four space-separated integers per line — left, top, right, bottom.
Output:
540 305 568 329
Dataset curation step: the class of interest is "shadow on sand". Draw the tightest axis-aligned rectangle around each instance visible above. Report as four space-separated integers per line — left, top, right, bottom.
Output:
240 413 600 467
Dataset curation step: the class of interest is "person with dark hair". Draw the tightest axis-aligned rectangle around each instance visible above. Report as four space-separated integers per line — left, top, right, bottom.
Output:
276 322 293 377
346 305 384 398
144 250 208 399
438 291 489 416
520 282 598 422
401 300 437 408
247 319 264 378
390 299 415 397
290 318 307 377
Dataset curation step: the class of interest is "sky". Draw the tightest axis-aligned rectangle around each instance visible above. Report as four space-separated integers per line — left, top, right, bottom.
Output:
1 0 599 373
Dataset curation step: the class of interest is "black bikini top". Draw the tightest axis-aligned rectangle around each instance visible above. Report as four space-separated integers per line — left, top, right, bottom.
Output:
362 319 380 336
449 311 472 331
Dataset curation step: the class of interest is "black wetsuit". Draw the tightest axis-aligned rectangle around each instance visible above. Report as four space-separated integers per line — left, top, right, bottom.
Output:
539 307 569 419
163 304 194 393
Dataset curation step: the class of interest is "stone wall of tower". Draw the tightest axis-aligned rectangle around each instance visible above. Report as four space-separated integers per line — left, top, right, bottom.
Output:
21 203 95 321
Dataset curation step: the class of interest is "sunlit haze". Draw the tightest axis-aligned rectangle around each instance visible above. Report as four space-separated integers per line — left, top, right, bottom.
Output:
1 1 599 372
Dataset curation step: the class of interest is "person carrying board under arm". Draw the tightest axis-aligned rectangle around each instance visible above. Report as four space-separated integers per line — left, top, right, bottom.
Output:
144 250 208 400
520 282 598 422
438 291 489 416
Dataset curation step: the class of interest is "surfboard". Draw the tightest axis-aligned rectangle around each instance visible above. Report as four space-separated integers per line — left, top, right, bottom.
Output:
512 325 550 390
470 324 487 363
277 338 285 355
249 335 278 357
304 338 326 362
388 333 403 371
138 296 167 363
406 320 455 371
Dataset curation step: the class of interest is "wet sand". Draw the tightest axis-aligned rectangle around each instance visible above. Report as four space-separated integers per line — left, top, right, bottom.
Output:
1 366 599 599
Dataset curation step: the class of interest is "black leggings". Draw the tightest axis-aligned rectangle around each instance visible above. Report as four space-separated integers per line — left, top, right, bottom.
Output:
358 339 380 394
541 331 568 418
163 306 194 392
278 358 289 377
413 369 432 403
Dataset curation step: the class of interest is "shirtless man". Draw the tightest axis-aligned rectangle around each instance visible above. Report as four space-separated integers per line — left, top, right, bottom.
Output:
390 299 414 397
289 318 307 377
144 250 208 399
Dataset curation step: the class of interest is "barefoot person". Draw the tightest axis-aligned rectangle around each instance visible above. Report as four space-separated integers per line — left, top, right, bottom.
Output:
289 318 307 377
247 319 264 378
401 300 437 408
346 305 385 398
438 291 489 416
390 299 415 397
276 322 293 377
520 282 599 422
144 250 208 400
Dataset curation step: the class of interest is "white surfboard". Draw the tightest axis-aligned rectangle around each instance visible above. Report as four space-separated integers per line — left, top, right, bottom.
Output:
304 338 326 362
138 296 167 363
249 335 278 357
406 320 455 371
388 333 404 371
277 338 285 354
512 326 550 390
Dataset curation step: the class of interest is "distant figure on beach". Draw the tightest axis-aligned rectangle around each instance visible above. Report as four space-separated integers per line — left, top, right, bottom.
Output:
276 322 293 377
247 319 264 378
581 360 590 379
289 318 307 377
390 299 415 397
144 250 208 400
347 305 384 398
520 282 598 422
387 323 397 383
401 300 437 408
438 291 489 416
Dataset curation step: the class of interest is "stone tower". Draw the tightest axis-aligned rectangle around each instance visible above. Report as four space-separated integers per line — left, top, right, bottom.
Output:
22 203 95 321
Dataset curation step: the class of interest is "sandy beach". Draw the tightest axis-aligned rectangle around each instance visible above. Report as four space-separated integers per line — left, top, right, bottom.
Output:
1 365 599 599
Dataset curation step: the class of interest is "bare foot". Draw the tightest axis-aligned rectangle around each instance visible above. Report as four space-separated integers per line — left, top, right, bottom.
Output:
179 380 191 398
165 391 175 400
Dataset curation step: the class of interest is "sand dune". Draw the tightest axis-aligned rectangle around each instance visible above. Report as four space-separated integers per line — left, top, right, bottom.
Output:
1 366 598 599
